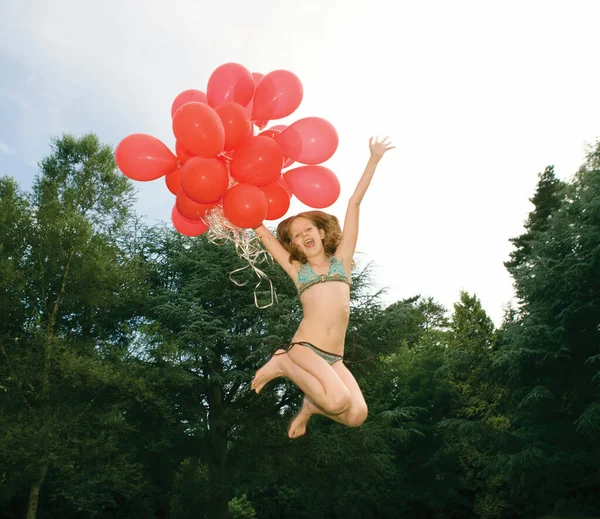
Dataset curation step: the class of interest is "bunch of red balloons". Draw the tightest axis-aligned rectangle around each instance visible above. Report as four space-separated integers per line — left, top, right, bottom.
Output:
115 63 341 237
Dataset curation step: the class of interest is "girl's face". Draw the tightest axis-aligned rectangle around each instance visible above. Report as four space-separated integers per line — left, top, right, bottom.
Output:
289 217 325 257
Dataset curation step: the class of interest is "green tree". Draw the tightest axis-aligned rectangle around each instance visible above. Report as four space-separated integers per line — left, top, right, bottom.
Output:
177 261 422 518
446 291 497 419
0 134 148 518
228 493 257 519
142 228 304 519
496 143 600 516
505 165 566 276
229 294 453 518
437 292 510 519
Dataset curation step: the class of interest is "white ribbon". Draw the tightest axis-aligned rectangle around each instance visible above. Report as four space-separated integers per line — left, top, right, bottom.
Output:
205 207 277 309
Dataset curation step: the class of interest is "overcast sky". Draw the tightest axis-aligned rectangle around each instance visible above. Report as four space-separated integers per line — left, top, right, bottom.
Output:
1 0 599 324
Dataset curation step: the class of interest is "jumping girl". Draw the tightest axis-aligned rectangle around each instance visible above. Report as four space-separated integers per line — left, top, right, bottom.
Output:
251 136 394 438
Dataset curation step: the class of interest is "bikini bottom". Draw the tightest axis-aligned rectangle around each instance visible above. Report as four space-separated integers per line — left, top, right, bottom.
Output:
283 341 343 365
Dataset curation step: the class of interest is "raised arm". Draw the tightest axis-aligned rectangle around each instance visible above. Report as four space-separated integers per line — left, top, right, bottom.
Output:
254 224 299 281
336 136 394 263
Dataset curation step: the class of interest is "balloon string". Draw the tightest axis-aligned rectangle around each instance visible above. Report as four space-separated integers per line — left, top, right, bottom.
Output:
205 207 277 309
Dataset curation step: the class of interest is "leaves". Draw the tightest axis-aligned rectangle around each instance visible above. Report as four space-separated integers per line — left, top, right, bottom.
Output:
2 134 600 518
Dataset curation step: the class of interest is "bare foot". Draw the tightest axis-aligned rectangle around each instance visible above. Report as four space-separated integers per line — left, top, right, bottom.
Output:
251 349 286 394
288 397 319 439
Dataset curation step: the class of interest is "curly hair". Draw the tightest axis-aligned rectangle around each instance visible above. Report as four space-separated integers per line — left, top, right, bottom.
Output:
276 211 343 264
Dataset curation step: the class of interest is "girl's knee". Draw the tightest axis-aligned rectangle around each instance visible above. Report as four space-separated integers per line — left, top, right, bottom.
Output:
324 389 352 415
347 403 368 427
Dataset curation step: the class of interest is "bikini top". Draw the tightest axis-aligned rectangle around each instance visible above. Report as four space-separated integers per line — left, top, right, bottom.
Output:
297 256 351 296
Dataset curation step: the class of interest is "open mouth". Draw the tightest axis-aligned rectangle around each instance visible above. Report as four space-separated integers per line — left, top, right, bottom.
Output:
304 239 314 248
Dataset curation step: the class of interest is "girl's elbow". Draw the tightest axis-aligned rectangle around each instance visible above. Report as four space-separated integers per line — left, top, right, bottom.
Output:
348 196 361 208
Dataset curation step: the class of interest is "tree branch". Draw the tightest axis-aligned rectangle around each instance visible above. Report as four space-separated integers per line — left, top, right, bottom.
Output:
43 247 75 397
224 381 242 405
0 341 32 409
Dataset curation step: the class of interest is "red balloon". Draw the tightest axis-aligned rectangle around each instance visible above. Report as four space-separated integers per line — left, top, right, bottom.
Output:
175 189 217 220
277 176 292 199
251 72 265 85
260 181 291 220
176 141 194 165
244 72 269 129
252 70 303 121
258 128 295 169
207 63 255 108
284 165 340 208
223 184 268 228
172 102 225 158
245 73 264 114
258 128 281 140
276 117 338 165
115 134 178 182
229 136 283 187
253 120 269 130
165 167 182 195
283 156 295 168
181 157 229 204
172 206 209 237
215 102 253 151
171 89 207 118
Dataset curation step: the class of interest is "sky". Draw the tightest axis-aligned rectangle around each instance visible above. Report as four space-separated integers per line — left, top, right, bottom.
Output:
1 0 599 325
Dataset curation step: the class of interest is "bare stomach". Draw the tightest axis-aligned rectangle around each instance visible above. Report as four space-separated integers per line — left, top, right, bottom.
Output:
291 282 350 356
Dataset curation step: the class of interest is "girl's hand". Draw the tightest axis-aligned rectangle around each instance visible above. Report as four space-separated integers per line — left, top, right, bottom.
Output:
369 136 395 158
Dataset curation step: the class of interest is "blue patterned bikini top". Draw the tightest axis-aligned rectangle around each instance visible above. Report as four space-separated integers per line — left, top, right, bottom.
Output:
297 256 351 296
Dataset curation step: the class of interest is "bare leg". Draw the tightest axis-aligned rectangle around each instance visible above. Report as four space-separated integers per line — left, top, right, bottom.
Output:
251 349 287 393
288 362 368 438
288 396 322 439
251 346 351 417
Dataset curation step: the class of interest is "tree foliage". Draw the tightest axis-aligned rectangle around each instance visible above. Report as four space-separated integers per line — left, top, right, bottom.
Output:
1 135 599 518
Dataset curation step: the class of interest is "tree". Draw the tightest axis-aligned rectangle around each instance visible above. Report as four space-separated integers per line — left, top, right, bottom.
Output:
140 227 303 518
0 134 148 518
225 287 423 518
505 165 566 277
495 142 600 516
437 292 510 519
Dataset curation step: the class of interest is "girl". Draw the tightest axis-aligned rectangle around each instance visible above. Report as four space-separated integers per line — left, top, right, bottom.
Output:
251 136 394 438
